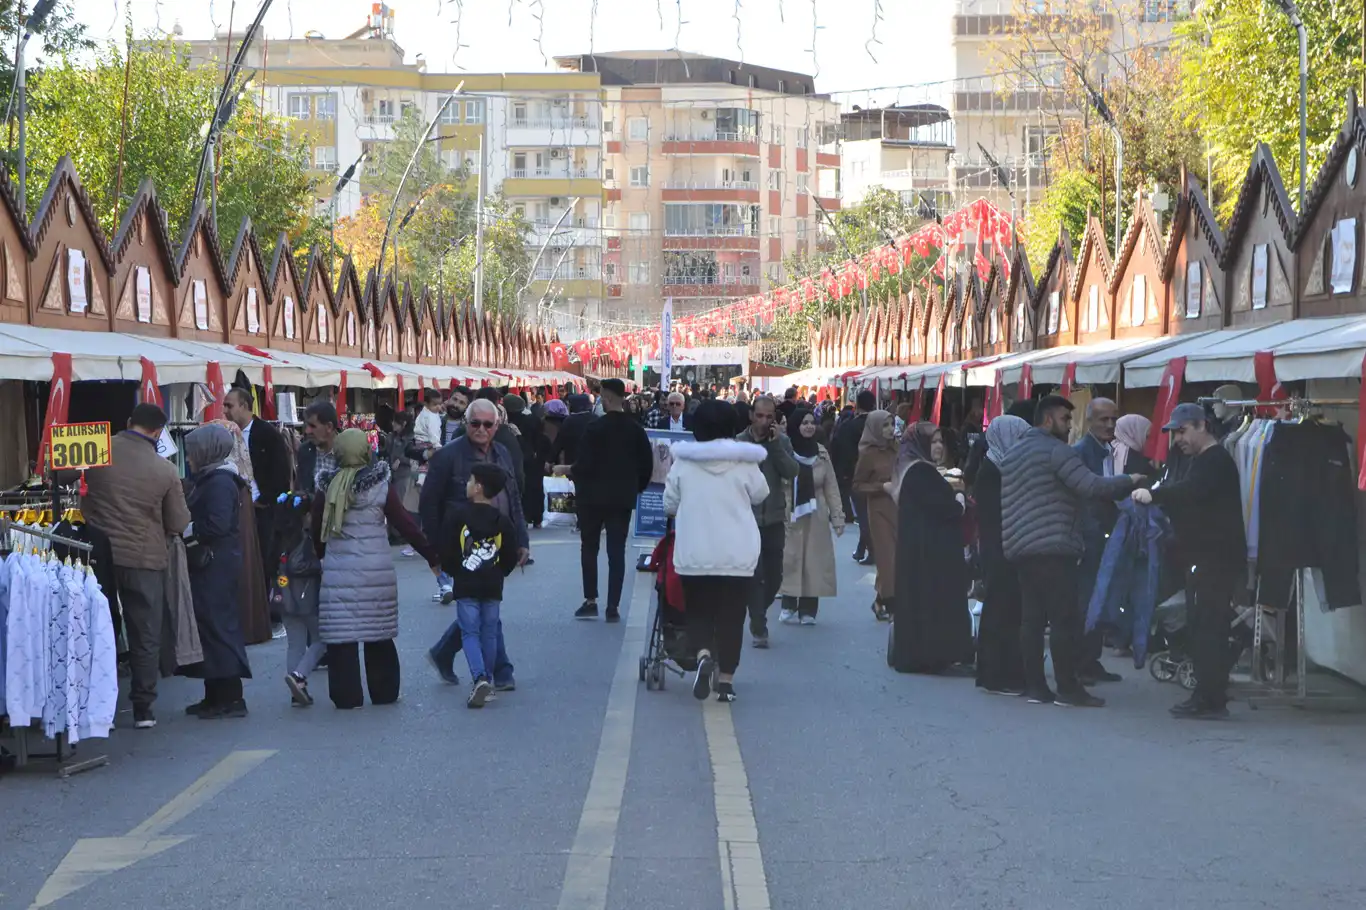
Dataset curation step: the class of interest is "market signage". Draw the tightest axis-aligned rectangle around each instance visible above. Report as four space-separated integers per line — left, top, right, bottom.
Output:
47 422 113 470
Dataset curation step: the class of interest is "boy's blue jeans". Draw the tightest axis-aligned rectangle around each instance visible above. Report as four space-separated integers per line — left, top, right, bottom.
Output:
456 598 502 682
433 613 514 685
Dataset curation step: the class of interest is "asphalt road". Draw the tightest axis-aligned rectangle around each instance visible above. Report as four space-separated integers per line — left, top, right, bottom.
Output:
4 525 1366 910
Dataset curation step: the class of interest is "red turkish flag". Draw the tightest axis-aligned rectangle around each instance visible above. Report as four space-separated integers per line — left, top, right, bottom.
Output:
204 362 226 420
261 366 277 420
1018 363 1034 402
1146 357 1187 462
337 370 348 418
36 353 73 472
139 356 163 408
930 372 947 425
1253 351 1288 416
1060 362 1077 400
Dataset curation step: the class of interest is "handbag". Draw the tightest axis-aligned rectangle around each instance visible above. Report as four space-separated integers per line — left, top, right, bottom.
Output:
184 537 214 570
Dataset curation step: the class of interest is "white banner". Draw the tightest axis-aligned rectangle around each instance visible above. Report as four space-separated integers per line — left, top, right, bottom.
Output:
646 345 748 368
660 297 673 387
1332 218 1357 294
67 249 87 314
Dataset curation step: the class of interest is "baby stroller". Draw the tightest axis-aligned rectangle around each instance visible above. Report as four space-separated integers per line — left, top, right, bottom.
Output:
1147 593 1264 690
638 530 698 691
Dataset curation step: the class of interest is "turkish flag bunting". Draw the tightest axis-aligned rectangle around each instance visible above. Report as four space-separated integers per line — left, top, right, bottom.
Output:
36 353 73 472
139 356 163 408
1146 357 1187 462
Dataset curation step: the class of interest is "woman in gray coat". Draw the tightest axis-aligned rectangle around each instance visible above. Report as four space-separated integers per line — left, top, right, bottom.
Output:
312 428 439 709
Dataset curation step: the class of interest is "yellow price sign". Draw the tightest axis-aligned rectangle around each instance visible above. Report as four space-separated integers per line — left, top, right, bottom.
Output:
48 422 113 470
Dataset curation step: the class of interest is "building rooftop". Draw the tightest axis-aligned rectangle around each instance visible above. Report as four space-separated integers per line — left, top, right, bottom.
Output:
554 50 824 96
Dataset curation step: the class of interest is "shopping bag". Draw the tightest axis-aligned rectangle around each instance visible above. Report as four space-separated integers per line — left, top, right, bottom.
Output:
543 476 576 528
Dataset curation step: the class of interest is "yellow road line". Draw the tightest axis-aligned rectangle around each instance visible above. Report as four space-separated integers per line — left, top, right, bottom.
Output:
705 701 772 910
555 567 651 910
127 749 276 838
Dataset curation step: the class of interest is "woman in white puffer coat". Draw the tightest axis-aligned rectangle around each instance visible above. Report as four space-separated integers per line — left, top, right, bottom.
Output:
663 399 769 703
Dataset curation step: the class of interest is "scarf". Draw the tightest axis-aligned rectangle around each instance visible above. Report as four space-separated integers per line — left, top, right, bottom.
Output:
787 408 819 522
1111 414 1152 475
184 424 234 476
985 415 1030 466
859 410 895 454
320 428 379 541
207 418 255 483
897 421 939 477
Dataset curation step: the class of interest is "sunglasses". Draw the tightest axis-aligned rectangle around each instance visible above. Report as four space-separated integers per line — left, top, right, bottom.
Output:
466 420 496 429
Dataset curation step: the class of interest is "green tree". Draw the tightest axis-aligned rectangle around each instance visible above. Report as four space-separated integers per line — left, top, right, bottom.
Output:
0 0 93 173
1178 0 1364 217
1021 167 1102 272
333 106 530 313
23 36 319 256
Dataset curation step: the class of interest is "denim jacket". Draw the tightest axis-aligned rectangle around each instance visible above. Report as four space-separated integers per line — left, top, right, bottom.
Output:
1085 499 1169 666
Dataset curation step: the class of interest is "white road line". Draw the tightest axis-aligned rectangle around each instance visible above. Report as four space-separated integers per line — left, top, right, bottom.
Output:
705 701 772 910
556 565 651 910
32 749 276 908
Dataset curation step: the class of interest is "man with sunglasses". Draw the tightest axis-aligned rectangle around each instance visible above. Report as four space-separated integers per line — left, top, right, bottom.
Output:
421 399 529 691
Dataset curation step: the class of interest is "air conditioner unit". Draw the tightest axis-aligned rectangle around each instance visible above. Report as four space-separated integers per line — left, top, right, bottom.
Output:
700 111 711 120
550 197 563 206
551 149 564 159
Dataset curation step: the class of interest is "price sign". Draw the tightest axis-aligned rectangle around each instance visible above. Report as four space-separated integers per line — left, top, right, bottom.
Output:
48 422 113 470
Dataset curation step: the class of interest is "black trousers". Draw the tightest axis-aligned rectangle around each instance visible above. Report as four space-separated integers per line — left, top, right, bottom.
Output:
1017 556 1083 696
781 595 819 617
1076 549 1107 671
748 523 786 634
255 504 278 623
578 504 632 608
326 640 400 709
682 575 749 675
204 677 244 706
1188 563 1240 709
851 492 873 556
836 476 855 540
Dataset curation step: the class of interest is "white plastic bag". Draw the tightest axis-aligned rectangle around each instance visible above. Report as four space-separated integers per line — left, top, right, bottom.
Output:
543 476 576 528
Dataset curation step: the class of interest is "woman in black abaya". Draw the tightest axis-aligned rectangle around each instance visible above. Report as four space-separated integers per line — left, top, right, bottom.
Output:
974 415 1029 694
888 422 974 674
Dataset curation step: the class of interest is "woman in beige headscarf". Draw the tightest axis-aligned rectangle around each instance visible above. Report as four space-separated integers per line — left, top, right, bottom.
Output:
208 417 273 645
852 410 899 621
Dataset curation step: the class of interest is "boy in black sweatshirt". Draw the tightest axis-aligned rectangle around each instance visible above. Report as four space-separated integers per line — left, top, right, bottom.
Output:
446 463 520 708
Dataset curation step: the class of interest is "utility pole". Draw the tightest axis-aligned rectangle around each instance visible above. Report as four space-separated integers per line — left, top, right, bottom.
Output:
1273 0 1308 212
1078 69 1122 255
112 7 135 224
12 0 59 220
328 152 366 277
473 130 486 310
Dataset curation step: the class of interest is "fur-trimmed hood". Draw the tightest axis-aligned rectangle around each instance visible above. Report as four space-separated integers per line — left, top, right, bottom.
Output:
673 439 767 473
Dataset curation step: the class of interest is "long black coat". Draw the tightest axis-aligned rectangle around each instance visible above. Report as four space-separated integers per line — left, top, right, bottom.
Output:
889 462 974 674
972 459 1024 691
185 468 252 681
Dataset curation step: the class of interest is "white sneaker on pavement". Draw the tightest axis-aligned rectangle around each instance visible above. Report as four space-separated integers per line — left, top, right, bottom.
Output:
778 609 797 624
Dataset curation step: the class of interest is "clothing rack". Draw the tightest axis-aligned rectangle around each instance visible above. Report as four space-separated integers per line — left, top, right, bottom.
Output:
0 519 108 777
1195 397 1366 711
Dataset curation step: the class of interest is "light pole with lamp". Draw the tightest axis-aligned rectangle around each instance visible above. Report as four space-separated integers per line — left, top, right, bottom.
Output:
1077 69 1123 255
1272 0 1308 211
328 152 367 277
7 0 58 219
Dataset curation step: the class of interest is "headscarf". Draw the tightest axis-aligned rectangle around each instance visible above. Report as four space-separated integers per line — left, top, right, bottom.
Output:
503 393 526 414
898 421 939 475
1112 414 1152 475
985 415 1030 466
567 393 591 414
859 410 895 453
786 408 820 522
320 428 374 542
208 418 254 483
691 399 736 442
544 399 569 419
184 424 235 476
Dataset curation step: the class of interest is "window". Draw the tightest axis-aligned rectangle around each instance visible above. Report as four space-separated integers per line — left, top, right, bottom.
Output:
770 124 783 145
316 94 337 121
796 220 808 242
399 101 416 118
287 93 310 119
630 165 650 187
1023 52 1064 88
628 118 649 141
796 126 810 147
741 263 752 278
605 261 618 283
314 146 338 171
665 203 759 236
777 80 785 93
796 174 809 194
376 99 396 120
629 212 650 234
603 119 614 133
768 216 781 236
629 260 651 284
463 99 485 124
512 102 527 124
603 210 617 231
604 168 615 182
438 103 461 124
1024 126 1058 158
767 170 783 190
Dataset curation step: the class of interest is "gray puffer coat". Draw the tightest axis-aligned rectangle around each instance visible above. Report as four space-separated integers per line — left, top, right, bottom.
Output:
319 473 400 644
999 428 1134 562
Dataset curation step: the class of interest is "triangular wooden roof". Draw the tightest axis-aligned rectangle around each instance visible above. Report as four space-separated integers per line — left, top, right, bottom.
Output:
1068 212 1113 302
30 155 114 271
1106 193 1166 295
111 178 179 281
1162 169 1227 281
175 201 228 289
1221 143 1298 268
1296 90 1364 244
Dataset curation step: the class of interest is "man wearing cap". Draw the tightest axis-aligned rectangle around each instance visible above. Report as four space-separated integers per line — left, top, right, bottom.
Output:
1132 403 1245 719
557 378 653 622
1000 395 1142 708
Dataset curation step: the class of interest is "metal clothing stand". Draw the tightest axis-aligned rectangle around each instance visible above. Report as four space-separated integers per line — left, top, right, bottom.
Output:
0 518 110 776
1196 398 1366 711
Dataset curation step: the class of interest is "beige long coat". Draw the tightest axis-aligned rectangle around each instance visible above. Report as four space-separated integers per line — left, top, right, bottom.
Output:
779 445 846 598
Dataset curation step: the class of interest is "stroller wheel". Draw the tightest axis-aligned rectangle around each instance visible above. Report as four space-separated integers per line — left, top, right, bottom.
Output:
638 657 648 683
650 663 666 690
1178 661 1198 691
1148 653 1176 683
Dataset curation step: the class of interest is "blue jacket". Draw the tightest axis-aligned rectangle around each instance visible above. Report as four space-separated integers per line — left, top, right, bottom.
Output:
1086 499 1168 667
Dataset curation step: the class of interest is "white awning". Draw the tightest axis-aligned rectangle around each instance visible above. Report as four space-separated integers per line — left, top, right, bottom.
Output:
0 325 267 384
992 335 1204 387
961 347 1069 387
1124 318 1366 387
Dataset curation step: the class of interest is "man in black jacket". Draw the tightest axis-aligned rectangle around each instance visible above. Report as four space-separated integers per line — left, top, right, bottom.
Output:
224 388 293 627
552 394 594 467
558 378 652 622
830 390 876 562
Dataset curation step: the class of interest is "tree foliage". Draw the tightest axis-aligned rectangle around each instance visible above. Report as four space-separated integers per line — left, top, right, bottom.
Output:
1178 0 1364 218
332 106 531 314
24 35 321 261
1021 168 1103 272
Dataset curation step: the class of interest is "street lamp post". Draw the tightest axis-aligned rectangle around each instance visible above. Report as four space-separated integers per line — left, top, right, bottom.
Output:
328 152 366 276
10 0 59 219
1078 70 1123 255
1273 0 1308 211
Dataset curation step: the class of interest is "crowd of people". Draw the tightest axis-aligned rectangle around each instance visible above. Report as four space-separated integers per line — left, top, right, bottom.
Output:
77 369 1247 725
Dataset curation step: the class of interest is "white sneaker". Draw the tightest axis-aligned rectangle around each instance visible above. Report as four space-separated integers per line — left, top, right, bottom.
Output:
401 547 416 558
778 608 798 624
799 615 816 626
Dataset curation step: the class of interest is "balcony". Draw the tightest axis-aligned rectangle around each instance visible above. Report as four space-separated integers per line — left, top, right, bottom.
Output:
662 227 761 252
661 131 762 157
509 167 597 180
532 265 602 282
502 166 602 198
506 117 601 147
661 274 761 298
527 220 601 248
364 112 397 126
951 76 1074 114
661 180 761 203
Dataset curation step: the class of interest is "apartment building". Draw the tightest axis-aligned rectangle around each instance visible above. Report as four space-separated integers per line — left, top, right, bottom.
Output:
177 4 605 325
554 51 841 326
840 105 956 216
946 0 1192 213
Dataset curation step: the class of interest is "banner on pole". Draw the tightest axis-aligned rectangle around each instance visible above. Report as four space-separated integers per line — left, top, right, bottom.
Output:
660 297 674 388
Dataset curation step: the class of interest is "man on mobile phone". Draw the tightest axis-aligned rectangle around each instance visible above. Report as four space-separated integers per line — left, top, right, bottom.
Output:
736 396 798 648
